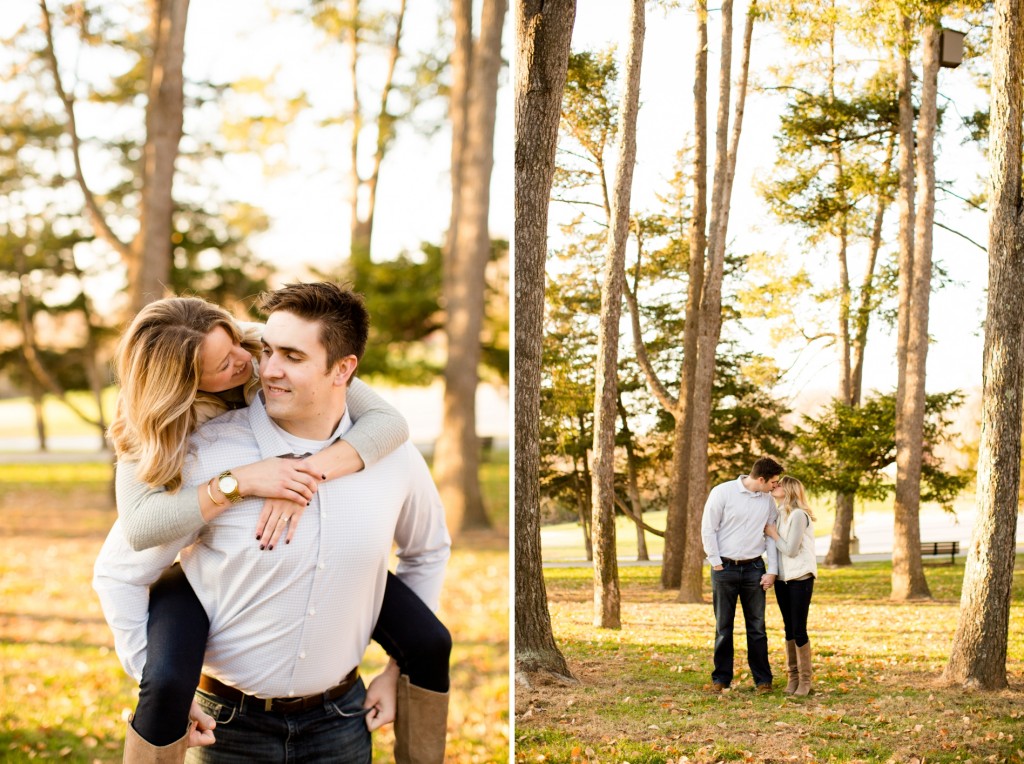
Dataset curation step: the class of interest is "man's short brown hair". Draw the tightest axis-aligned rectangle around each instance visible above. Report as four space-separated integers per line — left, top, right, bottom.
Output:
258 282 369 370
749 456 784 481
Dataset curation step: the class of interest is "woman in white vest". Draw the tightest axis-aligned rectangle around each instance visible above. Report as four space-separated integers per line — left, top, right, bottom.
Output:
764 476 817 697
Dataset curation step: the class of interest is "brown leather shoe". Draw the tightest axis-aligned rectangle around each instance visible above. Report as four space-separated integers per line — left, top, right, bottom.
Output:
756 683 773 695
710 682 729 693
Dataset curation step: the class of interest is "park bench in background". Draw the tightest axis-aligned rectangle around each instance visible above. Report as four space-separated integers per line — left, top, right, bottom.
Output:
920 540 959 564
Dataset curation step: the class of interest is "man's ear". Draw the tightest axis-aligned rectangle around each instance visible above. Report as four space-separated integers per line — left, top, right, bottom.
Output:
333 356 358 387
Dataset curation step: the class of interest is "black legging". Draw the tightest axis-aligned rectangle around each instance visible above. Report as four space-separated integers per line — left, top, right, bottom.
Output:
773 576 814 647
132 565 451 745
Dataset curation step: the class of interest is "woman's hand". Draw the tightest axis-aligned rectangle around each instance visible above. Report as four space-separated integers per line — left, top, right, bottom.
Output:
255 498 308 549
231 457 325 504
764 523 779 540
363 660 400 731
187 699 216 747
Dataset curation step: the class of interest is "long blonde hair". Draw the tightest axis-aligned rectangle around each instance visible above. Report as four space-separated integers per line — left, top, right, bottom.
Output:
107 297 255 491
775 476 816 521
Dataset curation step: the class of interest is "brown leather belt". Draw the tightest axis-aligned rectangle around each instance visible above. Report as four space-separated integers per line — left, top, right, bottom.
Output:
721 557 760 565
198 668 359 714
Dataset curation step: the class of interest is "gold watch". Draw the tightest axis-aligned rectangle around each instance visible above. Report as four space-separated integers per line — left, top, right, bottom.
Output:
217 471 244 504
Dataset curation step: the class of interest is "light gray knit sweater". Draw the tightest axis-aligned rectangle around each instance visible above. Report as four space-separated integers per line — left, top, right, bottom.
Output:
115 375 409 551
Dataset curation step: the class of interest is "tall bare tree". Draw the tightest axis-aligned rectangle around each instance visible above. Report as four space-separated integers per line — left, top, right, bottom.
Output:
943 0 1023 690
340 0 408 268
657 0 709 591
39 0 188 313
892 17 940 601
433 0 507 535
627 0 756 595
590 0 645 629
514 0 577 682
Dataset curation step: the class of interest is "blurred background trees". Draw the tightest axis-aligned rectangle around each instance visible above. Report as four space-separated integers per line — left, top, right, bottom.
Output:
0 0 509 536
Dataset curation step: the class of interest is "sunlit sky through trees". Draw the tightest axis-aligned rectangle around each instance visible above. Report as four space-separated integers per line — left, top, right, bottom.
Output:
559 2 988 408
2 0 512 283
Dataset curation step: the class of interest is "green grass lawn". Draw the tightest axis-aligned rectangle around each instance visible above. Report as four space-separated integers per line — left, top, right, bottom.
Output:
0 457 509 763
517 559 1024 763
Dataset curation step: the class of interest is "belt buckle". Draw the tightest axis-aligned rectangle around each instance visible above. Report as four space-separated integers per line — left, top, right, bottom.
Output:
265 697 273 712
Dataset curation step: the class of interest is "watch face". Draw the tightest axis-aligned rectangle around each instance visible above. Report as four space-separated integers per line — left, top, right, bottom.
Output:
219 475 239 494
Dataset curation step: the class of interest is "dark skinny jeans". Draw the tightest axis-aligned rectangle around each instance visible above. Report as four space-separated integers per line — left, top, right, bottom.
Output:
773 575 814 647
132 565 451 746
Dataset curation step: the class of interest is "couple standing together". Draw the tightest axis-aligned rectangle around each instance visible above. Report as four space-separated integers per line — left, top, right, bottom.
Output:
702 457 817 697
93 282 452 763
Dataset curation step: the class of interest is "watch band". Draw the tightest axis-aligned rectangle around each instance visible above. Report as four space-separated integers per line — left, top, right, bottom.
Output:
218 471 244 504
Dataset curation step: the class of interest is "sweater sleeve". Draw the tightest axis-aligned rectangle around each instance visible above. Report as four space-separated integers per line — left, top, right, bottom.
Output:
343 377 410 467
115 460 206 551
774 510 808 557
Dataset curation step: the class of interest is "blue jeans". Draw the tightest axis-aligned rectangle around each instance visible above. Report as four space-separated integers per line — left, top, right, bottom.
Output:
710 559 772 687
774 576 814 646
186 681 372 763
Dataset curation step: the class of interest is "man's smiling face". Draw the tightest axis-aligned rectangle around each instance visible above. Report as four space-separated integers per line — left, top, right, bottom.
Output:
259 310 344 440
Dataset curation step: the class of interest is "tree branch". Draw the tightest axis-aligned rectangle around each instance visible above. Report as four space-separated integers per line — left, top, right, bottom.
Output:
623 246 680 413
614 495 665 537
933 220 987 252
38 0 132 261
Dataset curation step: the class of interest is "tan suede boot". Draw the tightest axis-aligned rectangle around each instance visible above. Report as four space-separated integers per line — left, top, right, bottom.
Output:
123 718 191 763
783 640 799 695
394 674 450 764
794 640 812 697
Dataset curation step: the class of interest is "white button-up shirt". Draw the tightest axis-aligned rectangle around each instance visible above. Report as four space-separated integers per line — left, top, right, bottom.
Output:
94 394 450 699
701 476 779 574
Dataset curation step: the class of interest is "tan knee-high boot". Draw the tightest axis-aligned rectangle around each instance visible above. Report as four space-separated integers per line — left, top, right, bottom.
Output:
783 640 799 694
394 674 449 764
794 640 812 697
123 718 191 764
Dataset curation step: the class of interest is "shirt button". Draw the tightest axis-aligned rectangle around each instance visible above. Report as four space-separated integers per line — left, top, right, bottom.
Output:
321 512 327 519
288 690 295 697
317 562 325 570
308 608 316 616
299 651 306 659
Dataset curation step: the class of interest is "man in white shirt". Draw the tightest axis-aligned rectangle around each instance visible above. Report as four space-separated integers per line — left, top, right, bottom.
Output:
94 283 450 762
701 456 783 694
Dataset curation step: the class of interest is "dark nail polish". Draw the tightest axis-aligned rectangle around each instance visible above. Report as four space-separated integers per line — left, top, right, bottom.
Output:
322 474 327 480
259 544 265 550
256 534 261 540
268 545 274 551
286 539 290 544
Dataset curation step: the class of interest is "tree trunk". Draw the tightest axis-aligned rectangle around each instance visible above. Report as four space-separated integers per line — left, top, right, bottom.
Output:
894 11 916 413
347 0 368 269
575 461 593 561
591 0 644 629
447 0 473 260
578 414 594 560
132 0 188 312
943 0 1022 689
892 21 939 602
662 0 709 591
347 0 407 269
434 0 507 535
824 492 854 566
678 0 739 604
514 0 577 682
851 137 894 406
31 383 47 452
618 398 648 561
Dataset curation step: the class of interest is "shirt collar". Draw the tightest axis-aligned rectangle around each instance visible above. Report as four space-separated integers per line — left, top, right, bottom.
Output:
736 475 762 496
248 392 352 459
